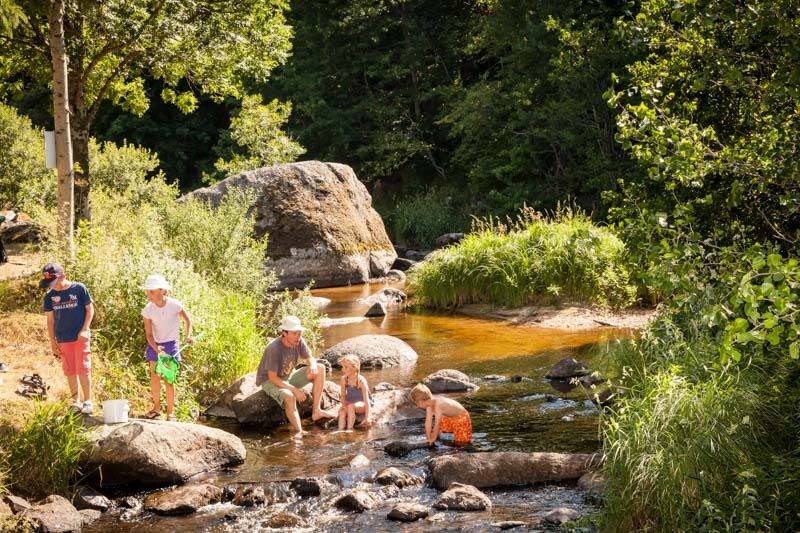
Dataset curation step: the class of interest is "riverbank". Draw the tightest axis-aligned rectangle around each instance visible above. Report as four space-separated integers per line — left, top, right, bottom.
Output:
457 302 656 330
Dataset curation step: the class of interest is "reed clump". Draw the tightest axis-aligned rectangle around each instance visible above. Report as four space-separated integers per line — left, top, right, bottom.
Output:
0 401 88 499
408 205 636 309
600 282 800 531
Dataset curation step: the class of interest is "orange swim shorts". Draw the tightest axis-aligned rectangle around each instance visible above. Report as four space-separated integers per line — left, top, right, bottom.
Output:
440 411 472 444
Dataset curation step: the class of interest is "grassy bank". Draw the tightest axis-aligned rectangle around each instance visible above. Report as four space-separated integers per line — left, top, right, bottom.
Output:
599 250 800 530
408 207 637 309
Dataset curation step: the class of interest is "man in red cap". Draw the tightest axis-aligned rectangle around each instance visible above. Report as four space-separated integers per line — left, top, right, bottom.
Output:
40 263 95 414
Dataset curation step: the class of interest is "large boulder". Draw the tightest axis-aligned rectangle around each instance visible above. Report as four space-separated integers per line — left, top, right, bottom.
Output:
188 161 396 288
85 420 246 487
320 335 418 369
208 371 340 425
428 452 601 490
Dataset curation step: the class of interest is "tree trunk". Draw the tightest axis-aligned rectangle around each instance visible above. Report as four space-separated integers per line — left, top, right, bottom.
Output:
49 0 74 251
70 98 91 222
66 11 91 222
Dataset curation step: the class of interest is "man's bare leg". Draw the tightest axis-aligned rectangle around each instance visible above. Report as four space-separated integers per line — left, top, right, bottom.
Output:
282 391 304 433
310 366 337 421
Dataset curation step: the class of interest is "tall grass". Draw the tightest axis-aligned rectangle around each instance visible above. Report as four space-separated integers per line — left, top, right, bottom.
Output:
409 206 636 309
600 289 800 530
0 402 88 499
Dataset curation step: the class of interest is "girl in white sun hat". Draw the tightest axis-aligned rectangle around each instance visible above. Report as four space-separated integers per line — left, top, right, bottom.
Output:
141 274 194 420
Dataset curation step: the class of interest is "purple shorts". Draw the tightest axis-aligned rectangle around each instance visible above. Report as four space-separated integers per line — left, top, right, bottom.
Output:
145 340 180 363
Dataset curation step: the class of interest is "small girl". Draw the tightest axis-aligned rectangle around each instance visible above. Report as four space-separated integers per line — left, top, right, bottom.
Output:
337 354 370 429
141 274 193 421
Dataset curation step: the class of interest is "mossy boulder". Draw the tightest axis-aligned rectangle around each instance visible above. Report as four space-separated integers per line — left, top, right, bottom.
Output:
188 161 396 288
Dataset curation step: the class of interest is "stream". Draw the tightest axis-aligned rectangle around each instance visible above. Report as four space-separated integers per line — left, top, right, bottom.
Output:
86 282 635 532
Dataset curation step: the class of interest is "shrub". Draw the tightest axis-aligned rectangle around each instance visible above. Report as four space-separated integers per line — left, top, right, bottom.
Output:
600 249 800 530
89 139 177 206
0 103 53 210
0 402 88 499
409 205 636 308
390 186 472 248
37 185 273 410
161 190 273 295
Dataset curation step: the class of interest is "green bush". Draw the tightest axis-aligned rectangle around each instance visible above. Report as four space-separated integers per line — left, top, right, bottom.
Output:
0 402 88 499
34 183 275 410
409 206 636 309
161 190 273 296
600 249 800 530
390 187 472 248
0 103 53 210
89 140 176 206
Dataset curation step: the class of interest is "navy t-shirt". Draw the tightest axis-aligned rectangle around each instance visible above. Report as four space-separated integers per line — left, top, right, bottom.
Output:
42 282 92 343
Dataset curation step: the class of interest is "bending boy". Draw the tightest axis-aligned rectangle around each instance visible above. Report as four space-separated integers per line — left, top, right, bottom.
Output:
255 316 337 434
410 383 473 445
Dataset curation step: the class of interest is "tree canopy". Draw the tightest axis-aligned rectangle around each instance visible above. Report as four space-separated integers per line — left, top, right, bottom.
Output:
0 0 293 213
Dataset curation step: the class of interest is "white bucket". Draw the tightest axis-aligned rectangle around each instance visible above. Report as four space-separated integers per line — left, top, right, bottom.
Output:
102 399 129 424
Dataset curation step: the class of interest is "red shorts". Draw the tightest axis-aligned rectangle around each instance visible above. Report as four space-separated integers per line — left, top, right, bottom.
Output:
58 338 91 376
440 411 473 444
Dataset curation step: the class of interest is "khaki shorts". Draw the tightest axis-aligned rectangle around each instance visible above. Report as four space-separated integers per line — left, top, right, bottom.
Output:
261 367 311 406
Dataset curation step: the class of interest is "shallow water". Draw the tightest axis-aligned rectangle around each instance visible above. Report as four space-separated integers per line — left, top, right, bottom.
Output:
87 282 633 532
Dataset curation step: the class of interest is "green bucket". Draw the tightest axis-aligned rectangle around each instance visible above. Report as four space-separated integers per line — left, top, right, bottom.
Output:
154 353 180 384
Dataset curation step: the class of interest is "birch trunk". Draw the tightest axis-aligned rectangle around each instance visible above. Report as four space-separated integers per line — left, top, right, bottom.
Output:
49 0 74 251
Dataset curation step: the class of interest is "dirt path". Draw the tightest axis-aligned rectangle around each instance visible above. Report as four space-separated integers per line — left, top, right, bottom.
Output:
0 242 43 281
458 302 656 330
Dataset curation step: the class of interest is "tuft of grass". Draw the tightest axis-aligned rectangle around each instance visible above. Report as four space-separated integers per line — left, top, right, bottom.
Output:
0 401 88 499
408 205 636 309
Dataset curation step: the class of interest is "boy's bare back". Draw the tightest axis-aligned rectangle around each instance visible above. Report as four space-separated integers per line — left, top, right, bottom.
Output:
432 395 467 418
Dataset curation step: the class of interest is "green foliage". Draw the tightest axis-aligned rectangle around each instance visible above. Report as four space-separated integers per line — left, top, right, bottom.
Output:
211 94 305 180
390 187 472 248
0 402 88 499
161 190 273 295
37 185 273 408
274 0 642 219
601 253 800 530
0 102 52 210
607 0 800 248
0 0 294 202
409 206 636 309
89 139 176 205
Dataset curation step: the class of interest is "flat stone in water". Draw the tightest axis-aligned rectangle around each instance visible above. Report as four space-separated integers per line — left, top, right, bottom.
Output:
335 489 377 512
544 507 581 524
143 483 222 515
387 502 429 522
434 483 492 511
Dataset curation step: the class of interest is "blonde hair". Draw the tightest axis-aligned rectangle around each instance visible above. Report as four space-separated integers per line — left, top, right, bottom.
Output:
338 354 361 371
410 383 433 403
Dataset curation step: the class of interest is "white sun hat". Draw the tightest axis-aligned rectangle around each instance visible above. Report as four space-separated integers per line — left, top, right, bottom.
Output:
143 274 171 291
279 315 306 332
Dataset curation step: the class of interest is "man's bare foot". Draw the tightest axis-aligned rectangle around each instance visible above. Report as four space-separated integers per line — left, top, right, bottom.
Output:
311 408 337 421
